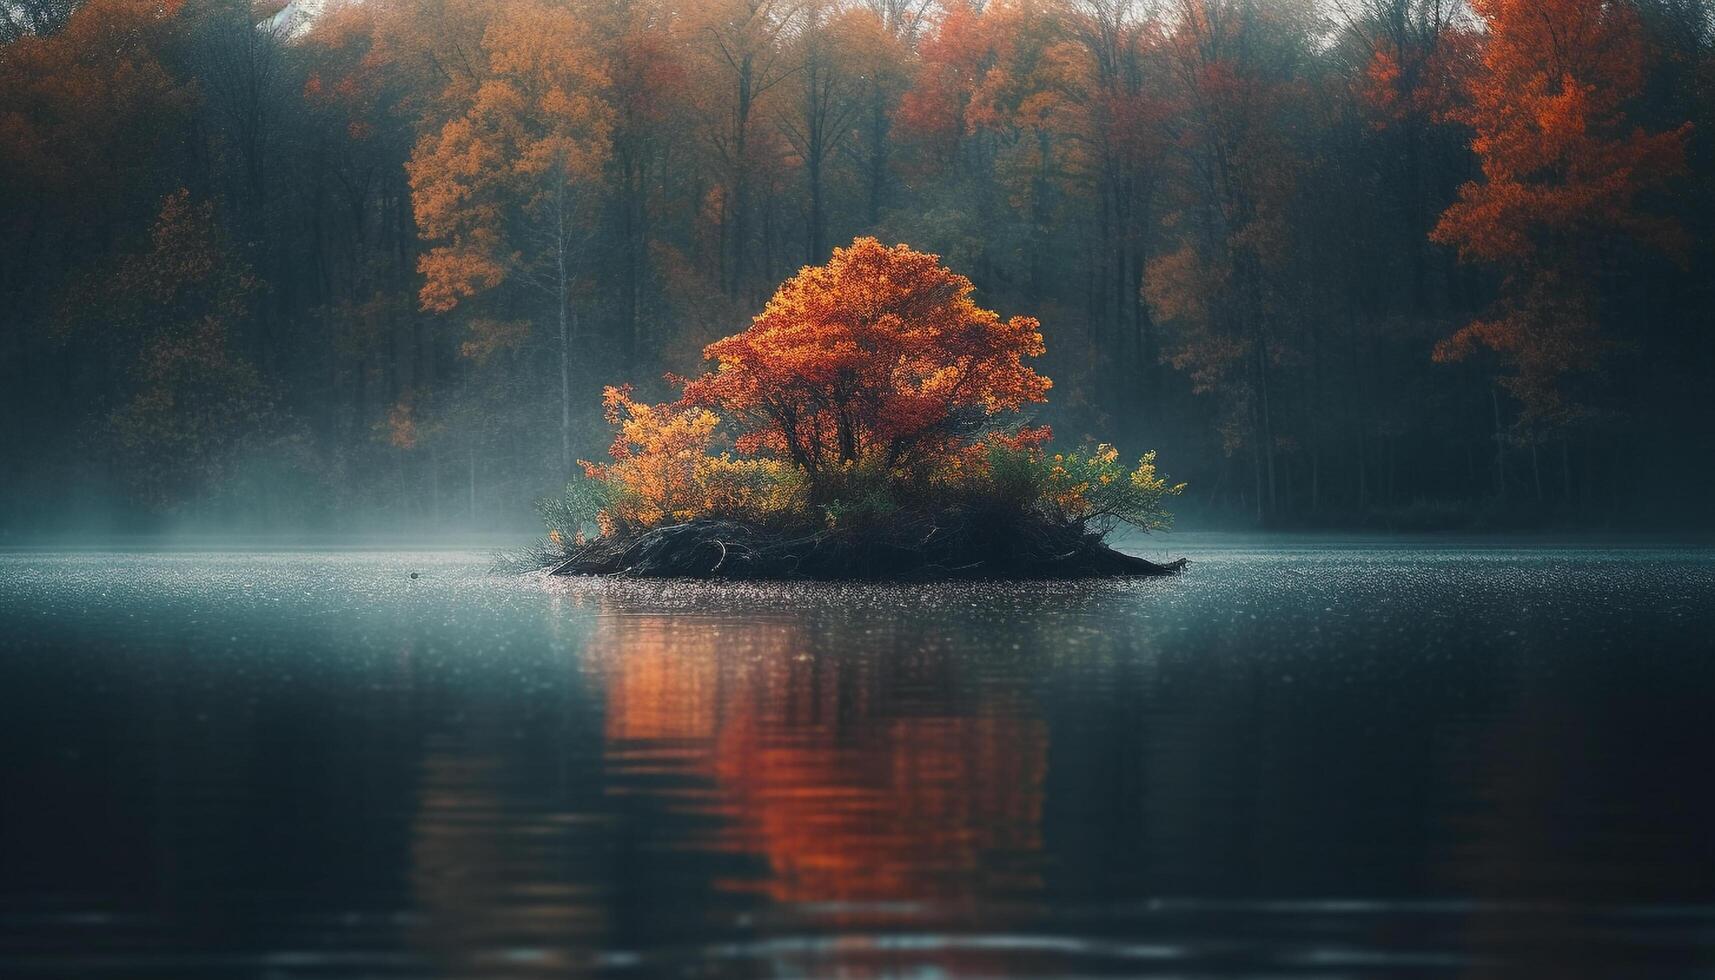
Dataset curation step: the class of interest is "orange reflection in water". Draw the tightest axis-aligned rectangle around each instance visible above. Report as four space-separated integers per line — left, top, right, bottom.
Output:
585 614 1048 906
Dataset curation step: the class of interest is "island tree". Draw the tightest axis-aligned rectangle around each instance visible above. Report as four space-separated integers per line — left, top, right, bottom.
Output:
547 238 1183 578
680 237 1053 492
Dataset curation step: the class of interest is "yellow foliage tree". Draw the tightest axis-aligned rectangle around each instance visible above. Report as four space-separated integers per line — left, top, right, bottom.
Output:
579 386 807 534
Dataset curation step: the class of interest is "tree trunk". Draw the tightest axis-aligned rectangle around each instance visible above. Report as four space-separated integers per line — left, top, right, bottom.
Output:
728 53 754 296
1491 383 1507 499
557 187 572 476
867 96 888 225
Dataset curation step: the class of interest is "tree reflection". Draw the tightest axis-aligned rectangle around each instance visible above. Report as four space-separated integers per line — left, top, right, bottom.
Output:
583 612 1049 907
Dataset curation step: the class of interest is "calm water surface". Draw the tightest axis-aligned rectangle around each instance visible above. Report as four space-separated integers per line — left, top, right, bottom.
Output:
1 537 1712 977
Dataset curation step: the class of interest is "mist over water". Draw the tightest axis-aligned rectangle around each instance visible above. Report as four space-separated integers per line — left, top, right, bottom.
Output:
7 0 1715 973
3 537 1712 977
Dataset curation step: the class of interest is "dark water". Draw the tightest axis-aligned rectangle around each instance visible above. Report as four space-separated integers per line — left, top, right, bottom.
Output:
1 538 1713 978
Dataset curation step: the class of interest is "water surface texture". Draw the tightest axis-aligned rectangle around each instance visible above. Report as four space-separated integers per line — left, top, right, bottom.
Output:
2 538 1713 977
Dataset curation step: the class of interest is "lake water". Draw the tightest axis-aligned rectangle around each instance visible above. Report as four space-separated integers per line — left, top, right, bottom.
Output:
1 538 1712 977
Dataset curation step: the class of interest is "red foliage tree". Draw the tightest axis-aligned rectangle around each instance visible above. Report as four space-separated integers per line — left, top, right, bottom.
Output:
1430 0 1691 432
679 238 1051 489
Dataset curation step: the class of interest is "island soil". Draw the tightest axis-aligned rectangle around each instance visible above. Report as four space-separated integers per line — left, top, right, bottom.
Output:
546 517 1186 580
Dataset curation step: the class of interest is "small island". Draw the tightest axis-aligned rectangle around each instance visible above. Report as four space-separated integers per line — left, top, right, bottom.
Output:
536 238 1185 580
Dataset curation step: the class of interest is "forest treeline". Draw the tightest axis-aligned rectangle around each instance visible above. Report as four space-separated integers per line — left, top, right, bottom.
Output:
2 0 1711 533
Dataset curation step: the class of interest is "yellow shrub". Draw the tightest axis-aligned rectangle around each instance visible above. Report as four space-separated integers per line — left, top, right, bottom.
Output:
581 387 721 533
695 455 809 521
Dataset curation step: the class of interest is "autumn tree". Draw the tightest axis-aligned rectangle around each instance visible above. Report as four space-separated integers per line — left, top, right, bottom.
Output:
1146 0 1316 519
1335 0 1474 307
688 0 800 298
553 236 1183 576
772 1 911 263
680 237 1051 492
60 191 271 509
1059 0 1173 400
962 0 1083 297
0 0 193 257
781 0 863 264
0 0 201 515
894 0 991 171
1430 0 1691 459
297 1 424 420
408 0 614 473
893 0 1079 291
588 1 695 358
191 0 292 246
843 4 915 227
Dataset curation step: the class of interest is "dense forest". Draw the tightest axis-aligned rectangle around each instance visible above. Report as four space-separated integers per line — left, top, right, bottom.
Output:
2 0 1710 534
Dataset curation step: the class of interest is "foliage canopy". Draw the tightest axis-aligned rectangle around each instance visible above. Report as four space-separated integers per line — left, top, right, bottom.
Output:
680 238 1052 484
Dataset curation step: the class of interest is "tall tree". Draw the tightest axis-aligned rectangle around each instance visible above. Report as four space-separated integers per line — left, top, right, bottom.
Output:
59 191 271 510
1063 0 1172 403
846 2 915 226
1146 0 1316 519
1430 0 1691 449
780 0 862 264
689 0 800 298
594 0 694 359
407 0 614 474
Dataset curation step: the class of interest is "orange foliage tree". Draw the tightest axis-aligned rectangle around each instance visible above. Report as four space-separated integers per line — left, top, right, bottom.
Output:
894 0 994 168
578 386 807 534
1145 0 1314 519
0 0 192 254
679 238 1051 491
548 237 1182 553
1430 0 1691 434
1354 0 1473 130
583 386 723 530
406 0 614 471
408 0 613 314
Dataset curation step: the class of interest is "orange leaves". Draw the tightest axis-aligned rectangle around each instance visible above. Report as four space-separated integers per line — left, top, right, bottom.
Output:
416 246 508 314
1143 244 1222 330
580 240 1054 526
893 2 987 158
78 189 268 508
0 0 191 193
608 27 692 128
600 385 721 464
1430 0 1693 429
583 386 722 529
679 238 1050 483
582 386 807 532
405 0 613 316
408 116 501 241
483 2 605 91
1431 0 1690 266
1362 49 1405 124
1357 16 1475 131
458 317 530 362
385 395 421 450
895 0 1081 171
